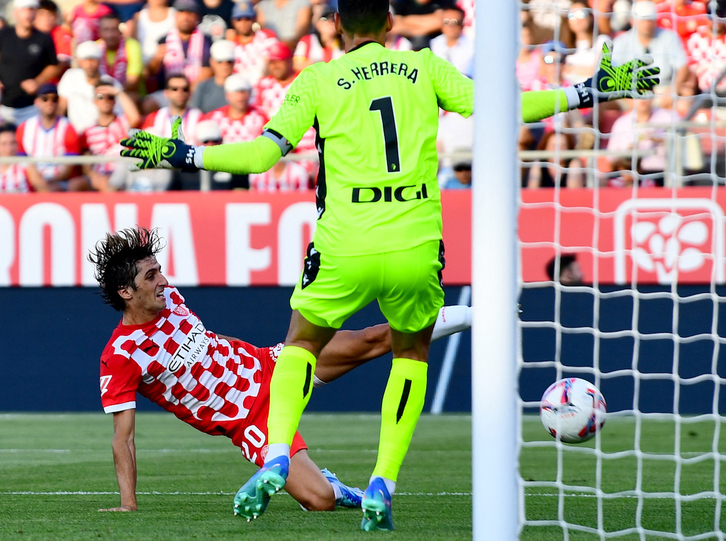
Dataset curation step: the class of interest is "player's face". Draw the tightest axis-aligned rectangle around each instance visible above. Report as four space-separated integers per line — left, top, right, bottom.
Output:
212 58 234 78
176 10 198 34
14 7 36 28
80 57 101 78
0 131 18 157
123 257 168 316
227 89 250 112
35 92 59 117
34 8 57 32
94 87 116 114
165 77 190 108
268 58 291 81
441 10 463 39
99 18 121 48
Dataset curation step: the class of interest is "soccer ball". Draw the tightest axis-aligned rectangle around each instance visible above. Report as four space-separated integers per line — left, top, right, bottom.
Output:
540 378 607 443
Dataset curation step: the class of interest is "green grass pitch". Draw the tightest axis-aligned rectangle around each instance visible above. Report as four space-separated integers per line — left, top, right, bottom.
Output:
1 413 724 540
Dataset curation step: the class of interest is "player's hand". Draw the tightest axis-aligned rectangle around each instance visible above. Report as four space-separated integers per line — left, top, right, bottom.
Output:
574 42 660 108
120 115 199 172
99 506 136 512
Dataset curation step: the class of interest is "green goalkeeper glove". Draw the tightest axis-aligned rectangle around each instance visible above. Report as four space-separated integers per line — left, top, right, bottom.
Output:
120 115 199 171
573 42 661 108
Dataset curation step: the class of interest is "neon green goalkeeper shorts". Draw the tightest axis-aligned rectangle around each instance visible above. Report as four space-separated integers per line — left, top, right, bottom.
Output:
290 239 446 332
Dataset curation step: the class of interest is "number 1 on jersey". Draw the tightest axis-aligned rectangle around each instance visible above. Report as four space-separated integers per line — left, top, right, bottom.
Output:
369 97 401 173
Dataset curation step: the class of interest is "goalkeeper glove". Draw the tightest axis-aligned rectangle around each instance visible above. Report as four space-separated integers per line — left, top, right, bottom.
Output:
573 42 661 108
120 115 200 172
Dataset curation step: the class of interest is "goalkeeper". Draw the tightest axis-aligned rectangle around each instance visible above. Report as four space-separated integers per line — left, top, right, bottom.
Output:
120 0 659 532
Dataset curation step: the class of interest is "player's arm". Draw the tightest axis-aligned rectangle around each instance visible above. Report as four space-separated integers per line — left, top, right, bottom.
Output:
314 306 472 386
99 408 137 512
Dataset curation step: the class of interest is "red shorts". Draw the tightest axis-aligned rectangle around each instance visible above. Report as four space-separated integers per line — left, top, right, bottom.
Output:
227 342 307 468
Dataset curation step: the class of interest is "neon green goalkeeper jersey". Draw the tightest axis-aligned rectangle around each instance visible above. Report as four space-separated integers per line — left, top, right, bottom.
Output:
265 41 473 256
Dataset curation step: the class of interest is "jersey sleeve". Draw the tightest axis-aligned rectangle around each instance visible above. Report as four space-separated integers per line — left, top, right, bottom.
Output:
423 48 473 117
263 66 318 150
100 352 142 413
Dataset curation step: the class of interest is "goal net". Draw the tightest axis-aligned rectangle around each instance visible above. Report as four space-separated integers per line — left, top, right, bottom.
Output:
516 1 726 539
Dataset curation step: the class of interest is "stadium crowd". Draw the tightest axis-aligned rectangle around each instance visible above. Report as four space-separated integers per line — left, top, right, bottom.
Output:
0 0 723 193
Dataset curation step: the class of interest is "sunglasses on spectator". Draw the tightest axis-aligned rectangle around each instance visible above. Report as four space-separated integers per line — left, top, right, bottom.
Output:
543 54 565 65
167 85 190 92
39 94 58 102
568 9 590 20
453 163 472 172
442 18 462 26
95 93 115 101
201 139 223 144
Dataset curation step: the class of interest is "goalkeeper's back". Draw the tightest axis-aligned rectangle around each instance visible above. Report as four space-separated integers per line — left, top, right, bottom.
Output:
265 42 474 257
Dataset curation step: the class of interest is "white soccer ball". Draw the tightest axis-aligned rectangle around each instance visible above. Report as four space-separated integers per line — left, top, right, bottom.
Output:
540 378 607 443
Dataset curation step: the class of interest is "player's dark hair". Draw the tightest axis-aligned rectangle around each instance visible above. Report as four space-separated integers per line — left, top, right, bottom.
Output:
337 0 389 36
0 123 17 135
546 254 577 281
88 227 165 312
165 72 190 88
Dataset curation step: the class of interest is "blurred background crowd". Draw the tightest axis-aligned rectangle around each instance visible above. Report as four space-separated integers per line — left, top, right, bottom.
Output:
0 0 724 194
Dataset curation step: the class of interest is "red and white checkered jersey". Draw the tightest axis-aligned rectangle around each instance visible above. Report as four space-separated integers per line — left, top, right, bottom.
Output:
16 116 81 181
81 115 130 175
457 0 475 37
233 29 279 87
294 34 344 65
0 164 31 193
249 161 311 192
142 107 203 145
100 286 306 466
686 30 726 93
202 105 268 143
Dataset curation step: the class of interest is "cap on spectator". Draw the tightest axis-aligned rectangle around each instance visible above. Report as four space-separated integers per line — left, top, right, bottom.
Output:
36 82 57 96
76 40 102 59
319 4 336 19
196 120 222 143
173 0 199 13
232 1 255 19
631 1 657 20
211 39 236 62
268 42 293 61
14 0 39 9
224 73 252 92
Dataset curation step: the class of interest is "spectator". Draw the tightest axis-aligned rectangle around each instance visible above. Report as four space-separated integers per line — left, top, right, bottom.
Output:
429 4 473 77
203 74 267 143
103 0 145 25
611 0 689 94
527 0 574 45
0 124 49 192
147 0 213 97
438 159 472 189
527 130 585 188
58 40 123 134
390 0 444 51
34 0 71 83
546 253 584 285
189 39 235 113
199 0 236 30
80 79 140 191
256 0 312 51
385 30 413 51
97 13 143 94
564 1 609 83
606 97 681 186
531 40 569 90
293 4 343 72
255 41 317 178
656 0 708 42
132 0 176 66
142 73 203 144
16 82 87 190
0 0 60 125
68 0 114 44
225 1 279 86
168 120 248 189
249 158 311 191
517 22 542 91
685 3 726 94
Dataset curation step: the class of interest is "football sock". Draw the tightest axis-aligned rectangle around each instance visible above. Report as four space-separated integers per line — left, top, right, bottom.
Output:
313 374 327 388
265 443 290 463
372 357 427 481
267 345 317 454
430 305 472 342
329 481 343 502
370 475 396 496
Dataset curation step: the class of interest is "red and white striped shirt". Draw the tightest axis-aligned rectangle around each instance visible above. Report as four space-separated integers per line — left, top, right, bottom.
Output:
0 164 31 193
17 116 80 181
249 161 311 192
294 34 343 65
142 107 203 145
81 115 131 175
202 105 268 143
232 29 279 87
686 30 726 93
